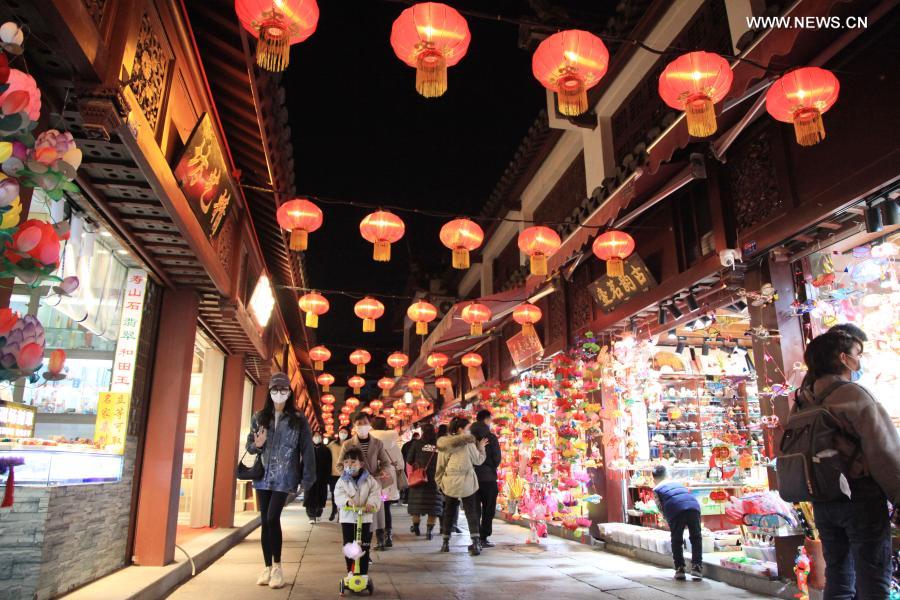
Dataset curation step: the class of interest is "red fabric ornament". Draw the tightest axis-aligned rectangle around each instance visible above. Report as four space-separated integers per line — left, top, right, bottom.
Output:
532 30 609 116
407 300 438 335
658 51 733 137
235 0 319 72
766 67 839 146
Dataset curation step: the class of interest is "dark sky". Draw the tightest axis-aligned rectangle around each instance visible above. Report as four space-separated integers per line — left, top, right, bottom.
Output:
282 1 613 381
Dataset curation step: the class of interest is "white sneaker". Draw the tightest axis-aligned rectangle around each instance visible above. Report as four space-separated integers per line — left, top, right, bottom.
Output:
256 566 270 586
309 518 316 524
268 564 284 589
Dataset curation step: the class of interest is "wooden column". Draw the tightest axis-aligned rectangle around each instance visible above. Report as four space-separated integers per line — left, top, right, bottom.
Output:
133 290 199 566
211 353 246 528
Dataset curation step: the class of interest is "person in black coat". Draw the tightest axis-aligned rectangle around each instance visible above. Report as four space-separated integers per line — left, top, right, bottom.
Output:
400 431 419 504
304 431 332 523
469 409 502 547
404 423 443 540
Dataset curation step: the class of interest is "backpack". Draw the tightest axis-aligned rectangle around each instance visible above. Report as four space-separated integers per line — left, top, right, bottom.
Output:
776 381 859 503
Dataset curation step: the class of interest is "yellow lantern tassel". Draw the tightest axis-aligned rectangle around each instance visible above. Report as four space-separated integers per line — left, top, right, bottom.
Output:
416 321 428 335
305 312 318 328
394 367 404 377
415 51 447 98
556 75 587 116
452 248 470 269
530 254 548 277
314 360 323 371
793 108 825 146
357 364 365 375
606 258 625 278
323 384 330 392
435 366 443 377
470 322 483 336
521 323 535 337
353 386 361 394
256 20 290 73
363 318 375 333
373 241 391 262
468 366 478 379
684 96 717 137
289 229 308 251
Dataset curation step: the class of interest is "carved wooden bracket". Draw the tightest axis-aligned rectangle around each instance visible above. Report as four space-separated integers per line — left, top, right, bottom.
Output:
76 84 128 141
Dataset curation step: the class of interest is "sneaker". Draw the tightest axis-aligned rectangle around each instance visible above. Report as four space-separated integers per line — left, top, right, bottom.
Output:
674 567 686 581
269 564 284 589
308 518 316 524
256 567 271 586
691 564 703 580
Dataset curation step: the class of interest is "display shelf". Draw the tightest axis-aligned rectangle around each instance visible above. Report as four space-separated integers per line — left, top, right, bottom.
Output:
0 448 123 484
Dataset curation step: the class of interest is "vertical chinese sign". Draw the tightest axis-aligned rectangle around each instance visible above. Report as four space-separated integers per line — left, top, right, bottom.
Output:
94 269 148 454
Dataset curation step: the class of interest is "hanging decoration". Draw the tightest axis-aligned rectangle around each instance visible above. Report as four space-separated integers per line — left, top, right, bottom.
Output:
387 352 409 376
348 375 365 395
766 67 840 146
512 303 542 337
0 218 66 286
426 352 448 376
316 372 334 392
346 396 360 409
320 403 334 413
235 0 319 72
390 2 471 98
359 210 405 262
591 230 635 277
349 349 371 374
439 217 483 269
377 377 395 396
407 299 438 335
532 30 609 117
416 397 430 410
461 352 482 378
518 226 561 277
461 302 491 336
275 198 323 251
341 405 353 415
435 376 452 395
658 51 733 138
43 348 66 381
354 296 385 332
298 291 329 328
408 377 425 396
321 393 336 405
0 310 45 383
309 345 331 370
369 399 384 412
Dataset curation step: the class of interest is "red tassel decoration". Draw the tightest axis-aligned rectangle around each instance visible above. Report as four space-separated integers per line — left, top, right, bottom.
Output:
2 465 15 508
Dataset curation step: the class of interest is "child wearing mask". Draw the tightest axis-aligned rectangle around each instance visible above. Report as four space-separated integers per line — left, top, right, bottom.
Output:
334 447 382 578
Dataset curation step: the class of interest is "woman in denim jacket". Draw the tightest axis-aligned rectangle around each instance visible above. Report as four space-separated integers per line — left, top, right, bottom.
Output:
246 372 316 588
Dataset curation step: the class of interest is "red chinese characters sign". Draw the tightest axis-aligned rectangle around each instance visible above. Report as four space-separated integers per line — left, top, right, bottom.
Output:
111 269 148 394
94 391 129 454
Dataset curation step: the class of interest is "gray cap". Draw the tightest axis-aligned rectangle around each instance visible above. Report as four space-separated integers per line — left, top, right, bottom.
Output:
268 372 290 390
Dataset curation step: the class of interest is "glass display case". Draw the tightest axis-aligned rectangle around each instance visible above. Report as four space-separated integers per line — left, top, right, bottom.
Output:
0 448 123 485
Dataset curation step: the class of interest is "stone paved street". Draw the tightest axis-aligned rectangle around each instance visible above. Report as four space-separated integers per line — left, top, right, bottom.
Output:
169 499 773 600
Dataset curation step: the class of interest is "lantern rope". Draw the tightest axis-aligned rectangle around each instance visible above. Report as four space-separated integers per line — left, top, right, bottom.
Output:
275 283 534 305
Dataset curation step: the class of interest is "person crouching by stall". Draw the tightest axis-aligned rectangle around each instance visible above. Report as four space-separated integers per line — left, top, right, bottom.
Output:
305 430 332 524
246 372 316 589
334 447 382 580
436 417 488 555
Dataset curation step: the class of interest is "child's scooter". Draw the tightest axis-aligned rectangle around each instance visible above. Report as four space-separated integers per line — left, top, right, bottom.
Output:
340 506 374 596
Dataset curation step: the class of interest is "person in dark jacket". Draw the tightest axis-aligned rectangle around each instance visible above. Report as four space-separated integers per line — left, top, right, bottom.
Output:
470 409 501 547
652 465 702 581
246 372 316 589
405 424 443 540
400 431 419 505
304 431 332 523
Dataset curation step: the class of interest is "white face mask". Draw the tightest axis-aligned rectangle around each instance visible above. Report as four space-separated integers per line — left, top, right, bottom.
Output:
271 390 290 404
338 431 348 441
313 436 322 445
356 425 372 436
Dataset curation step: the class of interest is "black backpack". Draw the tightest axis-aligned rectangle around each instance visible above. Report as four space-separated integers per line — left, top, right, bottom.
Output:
776 381 858 503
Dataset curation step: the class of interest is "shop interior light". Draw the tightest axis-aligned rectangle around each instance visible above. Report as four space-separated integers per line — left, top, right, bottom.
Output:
248 274 275 327
668 301 683 319
403 391 413 404
658 305 667 325
686 291 699 312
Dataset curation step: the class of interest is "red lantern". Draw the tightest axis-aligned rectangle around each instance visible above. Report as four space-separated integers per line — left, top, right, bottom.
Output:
361 407 373 415
512 303 542 337
591 230 635 277
321 393 336 405
532 30 609 117
235 0 319 72
275 198 323 251
339 413 350 423
387 352 409 377
766 67 839 146
348 376 365 395
360 211 405 262
408 377 425 395
341 405 353 415
346 396 360 409
321 403 334 413
324 416 334 424
316 372 334 392
435 376 452 394
416 398 430 410
426 352 448 376
393 399 406 411
658 51 733 138
518 226 561 277
407 300 438 335
309 345 331 370
461 302 491 336
354 296 385 332
461 352 482 378
377 377 395 396
439 218 483 269
298 291 329 328
350 349 371 374
370 399 384 412
390 2 470 98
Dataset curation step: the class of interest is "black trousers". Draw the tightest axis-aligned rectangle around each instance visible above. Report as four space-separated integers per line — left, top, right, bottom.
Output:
476 480 498 539
328 475 339 516
383 500 393 531
256 489 289 566
442 493 481 540
305 477 329 518
669 509 702 569
341 522 372 574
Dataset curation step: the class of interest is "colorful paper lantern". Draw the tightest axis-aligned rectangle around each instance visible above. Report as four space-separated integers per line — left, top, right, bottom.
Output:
390 2 470 98
532 30 609 116
354 296 385 332
359 210 405 262
321 403 334 413
426 352 448 376
766 67 839 146
349 349 371 374
369 399 384 412
361 407 373 415
461 352 482 378
316 372 334 392
387 352 408 377
408 377 425 395
407 299 438 335
512 303 542 337
518 226 561 277
415 397 430 410
346 396 360 409
439 218 483 269
591 230 635 277
377 377 395 396
309 345 331 370
275 198 323 251
298 291 329 328
348 375 365 395
235 0 319 72
658 51 733 138
341 405 353 415
435 376 452 393
321 393 336 405
461 302 491 336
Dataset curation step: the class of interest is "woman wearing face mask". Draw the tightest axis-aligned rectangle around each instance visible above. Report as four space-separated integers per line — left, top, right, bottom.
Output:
327 427 350 521
246 372 316 589
797 331 900 599
305 430 332 524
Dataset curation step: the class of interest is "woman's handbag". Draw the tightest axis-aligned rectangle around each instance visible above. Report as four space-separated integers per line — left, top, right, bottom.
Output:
406 451 434 488
237 450 264 481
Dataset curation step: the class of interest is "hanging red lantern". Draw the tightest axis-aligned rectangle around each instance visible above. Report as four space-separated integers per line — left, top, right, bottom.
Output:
275 198 323 251
369 399 384 412
390 2 471 98
407 300 438 335
591 230 635 277
377 377 395 396
435 376 452 393
321 403 334 413
387 352 409 377
348 375 365 395
461 352 482 378
346 396 360 409
518 226 561 277
416 398 430 410
408 377 425 395
461 302 491 336
426 352 448 376
658 51 733 138
512 303 542 337
361 406 373 415
235 0 319 72
309 345 331 370
298 291 329 328
766 67 839 146
316 372 334 392
354 296 385 332
321 393 336 405
349 349 371 374
439 218 483 269
532 30 609 117
359 211 405 262
341 405 353 415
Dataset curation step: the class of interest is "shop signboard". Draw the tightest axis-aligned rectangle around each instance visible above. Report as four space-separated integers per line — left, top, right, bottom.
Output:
174 113 238 239
0 399 36 438
507 327 544 369
588 255 657 313
110 269 148 394
94 391 129 454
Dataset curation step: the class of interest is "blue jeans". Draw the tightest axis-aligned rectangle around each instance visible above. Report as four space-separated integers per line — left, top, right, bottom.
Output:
813 496 892 600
